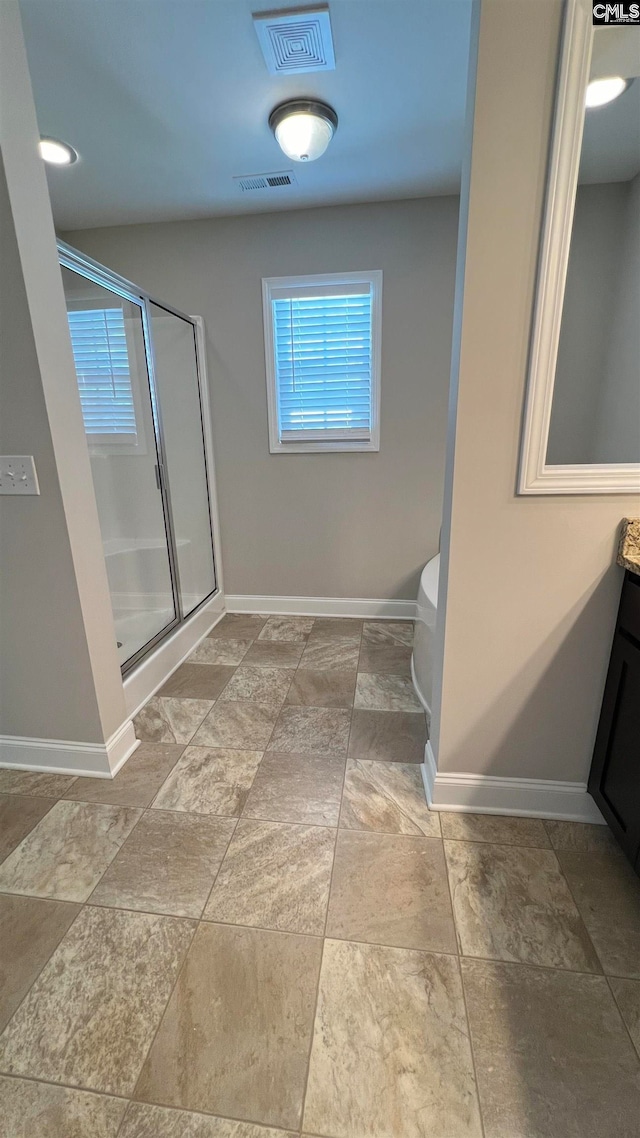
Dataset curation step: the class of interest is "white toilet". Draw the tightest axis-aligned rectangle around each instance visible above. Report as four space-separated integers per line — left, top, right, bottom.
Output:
411 553 440 722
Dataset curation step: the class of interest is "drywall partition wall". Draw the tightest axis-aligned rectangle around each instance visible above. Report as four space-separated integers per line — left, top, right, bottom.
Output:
0 1 131 767
430 0 639 808
66 196 459 601
0 154 101 743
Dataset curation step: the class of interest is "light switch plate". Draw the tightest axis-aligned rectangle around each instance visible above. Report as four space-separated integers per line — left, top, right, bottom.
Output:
0 456 40 495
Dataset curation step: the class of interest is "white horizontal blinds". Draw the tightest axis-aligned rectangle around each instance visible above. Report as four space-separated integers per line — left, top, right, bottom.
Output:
67 307 137 440
273 284 373 439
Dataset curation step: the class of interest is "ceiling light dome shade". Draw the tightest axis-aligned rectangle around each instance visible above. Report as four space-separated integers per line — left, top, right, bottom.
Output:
585 76 630 108
38 136 78 165
269 99 338 162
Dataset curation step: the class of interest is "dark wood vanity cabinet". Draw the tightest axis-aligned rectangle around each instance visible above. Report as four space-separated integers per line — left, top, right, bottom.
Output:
589 571 640 873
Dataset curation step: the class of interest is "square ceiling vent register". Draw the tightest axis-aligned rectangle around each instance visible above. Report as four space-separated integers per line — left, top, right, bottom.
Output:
253 6 336 74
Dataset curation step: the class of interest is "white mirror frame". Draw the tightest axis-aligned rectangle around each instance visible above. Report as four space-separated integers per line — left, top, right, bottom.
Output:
519 0 640 495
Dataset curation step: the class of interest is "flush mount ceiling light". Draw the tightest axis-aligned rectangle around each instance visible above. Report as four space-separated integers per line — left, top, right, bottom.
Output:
585 76 631 108
38 136 78 165
269 99 338 162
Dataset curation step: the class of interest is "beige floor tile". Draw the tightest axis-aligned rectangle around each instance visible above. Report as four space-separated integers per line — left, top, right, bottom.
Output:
90 811 236 917
362 620 414 646
152 747 262 817
557 846 640 977
327 830 456 952
242 751 345 826
0 1075 127 1138
348 708 427 763
609 978 640 1058
257 616 314 642
309 617 363 640
0 905 194 1096
0 770 77 798
298 638 360 671
64 743 184 808
192 702 279 749
358 643 413 676
242 641 304 668
134 697 212 745
134 922 322 1129
204 819 334 935
219 666 294 708
120 1101 296 1137
0 800 140 902
544 819 619 851
0 893 79 1032
189 639 253 665
340 759 440 836
207 613 267 639
445 840 600 972
441 812 550 847
268 706 351 755
0 794 53 862
303 939 482 1138
462 958 640 1138
158 663 235 700
355 672 423 712
285 668 356 708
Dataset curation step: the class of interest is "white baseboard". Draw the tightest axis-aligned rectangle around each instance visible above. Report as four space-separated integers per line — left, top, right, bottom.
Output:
421 741 605 823
123 592 225 719
0 718 139 779
225 595 418 620
106 720 140 777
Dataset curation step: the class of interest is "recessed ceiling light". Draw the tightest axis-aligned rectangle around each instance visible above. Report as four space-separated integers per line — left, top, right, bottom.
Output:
585 76 630 109
38 137 78 166
269 99 338 162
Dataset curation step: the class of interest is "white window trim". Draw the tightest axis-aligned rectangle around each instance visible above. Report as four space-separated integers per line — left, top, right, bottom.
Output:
262 270 382 454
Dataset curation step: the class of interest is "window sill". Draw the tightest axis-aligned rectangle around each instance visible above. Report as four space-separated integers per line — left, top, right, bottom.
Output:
269 437 379 454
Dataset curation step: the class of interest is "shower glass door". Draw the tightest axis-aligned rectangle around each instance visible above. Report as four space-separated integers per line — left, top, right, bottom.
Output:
61 265 178 667
147 303 217 616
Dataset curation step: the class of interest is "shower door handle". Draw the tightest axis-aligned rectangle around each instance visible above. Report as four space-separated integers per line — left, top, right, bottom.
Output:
154 463 162 491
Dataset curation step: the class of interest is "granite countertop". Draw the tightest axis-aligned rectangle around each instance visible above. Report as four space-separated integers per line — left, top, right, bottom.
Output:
617 518 640 576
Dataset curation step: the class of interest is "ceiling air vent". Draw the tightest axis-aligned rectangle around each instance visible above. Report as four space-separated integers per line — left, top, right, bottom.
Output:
253 6 335 75
233 170 297 192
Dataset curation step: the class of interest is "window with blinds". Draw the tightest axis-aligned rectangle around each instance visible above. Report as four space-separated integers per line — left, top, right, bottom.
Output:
262 271 382 453
67 307 138 443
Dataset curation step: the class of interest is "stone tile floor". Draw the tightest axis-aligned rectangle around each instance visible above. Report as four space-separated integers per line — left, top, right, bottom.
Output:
0 613 639 1137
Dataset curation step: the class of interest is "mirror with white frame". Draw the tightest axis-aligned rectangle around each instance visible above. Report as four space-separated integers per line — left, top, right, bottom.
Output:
519 0 640 494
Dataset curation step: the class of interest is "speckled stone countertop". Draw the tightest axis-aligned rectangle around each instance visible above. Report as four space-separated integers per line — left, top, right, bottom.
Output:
617 518 640 576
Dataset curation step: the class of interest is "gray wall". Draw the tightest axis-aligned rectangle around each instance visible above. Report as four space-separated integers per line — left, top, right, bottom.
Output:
66 196 460 600
0 154 103 740
432 0 639 787
0 0 128 746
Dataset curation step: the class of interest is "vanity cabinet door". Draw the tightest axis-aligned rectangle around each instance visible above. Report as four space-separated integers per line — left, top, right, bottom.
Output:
589 630 640 869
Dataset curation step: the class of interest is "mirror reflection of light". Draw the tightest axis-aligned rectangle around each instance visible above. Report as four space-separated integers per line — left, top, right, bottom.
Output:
585 76 630 109
38 137 78 165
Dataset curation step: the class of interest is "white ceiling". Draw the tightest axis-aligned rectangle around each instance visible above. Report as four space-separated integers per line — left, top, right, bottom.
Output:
19 0 473 231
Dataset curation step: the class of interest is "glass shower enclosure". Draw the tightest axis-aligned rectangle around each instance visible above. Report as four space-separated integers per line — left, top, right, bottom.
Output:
58 241 218 673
